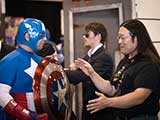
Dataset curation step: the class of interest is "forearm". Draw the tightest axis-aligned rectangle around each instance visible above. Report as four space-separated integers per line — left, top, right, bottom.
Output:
90 71 116 96
4 99 35 120
0 84 13 107
4 99 48 120
108 88 151 108
0 83 48 120
0 84 32 120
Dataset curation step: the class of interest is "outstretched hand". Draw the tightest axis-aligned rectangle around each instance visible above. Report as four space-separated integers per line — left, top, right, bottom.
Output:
86 91 110 113
75 58 95 77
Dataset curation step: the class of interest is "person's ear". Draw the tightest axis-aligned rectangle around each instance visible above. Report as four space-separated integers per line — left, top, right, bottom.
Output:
135 36 137 39
96 33 101 41
24 33 30 41
133 36 137 43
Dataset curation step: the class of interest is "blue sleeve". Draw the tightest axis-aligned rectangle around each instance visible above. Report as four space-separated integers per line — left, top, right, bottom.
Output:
0 58 17 86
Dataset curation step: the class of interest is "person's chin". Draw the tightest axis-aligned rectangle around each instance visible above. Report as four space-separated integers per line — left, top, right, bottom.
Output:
120 50 126 55
84 44 90 47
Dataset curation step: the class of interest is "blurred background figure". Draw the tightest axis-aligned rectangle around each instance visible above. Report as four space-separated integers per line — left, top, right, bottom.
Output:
36 29 58 60
56 34 64 66
36 41 57 58
0 40 15 60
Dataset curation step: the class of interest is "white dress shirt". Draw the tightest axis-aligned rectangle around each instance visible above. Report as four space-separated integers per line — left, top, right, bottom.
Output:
87 43 103 57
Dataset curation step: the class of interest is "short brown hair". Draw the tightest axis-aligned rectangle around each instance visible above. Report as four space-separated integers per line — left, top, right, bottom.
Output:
85 22 107 44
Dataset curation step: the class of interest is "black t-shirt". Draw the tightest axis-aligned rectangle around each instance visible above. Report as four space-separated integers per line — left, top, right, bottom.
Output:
111 55 160 117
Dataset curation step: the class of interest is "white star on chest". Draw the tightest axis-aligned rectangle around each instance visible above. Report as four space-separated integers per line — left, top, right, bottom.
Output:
24 58 38 78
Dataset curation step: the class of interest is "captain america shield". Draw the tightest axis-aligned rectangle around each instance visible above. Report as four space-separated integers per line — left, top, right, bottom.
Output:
33 57 72 120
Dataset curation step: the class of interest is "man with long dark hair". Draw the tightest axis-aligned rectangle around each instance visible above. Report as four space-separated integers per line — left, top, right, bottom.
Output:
75 19 160 120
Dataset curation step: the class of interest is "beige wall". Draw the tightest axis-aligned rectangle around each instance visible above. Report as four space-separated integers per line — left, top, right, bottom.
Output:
132 0 160 55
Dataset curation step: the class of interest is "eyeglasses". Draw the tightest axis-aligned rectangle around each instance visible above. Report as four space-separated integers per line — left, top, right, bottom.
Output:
83 33 89 38
117 35 131 40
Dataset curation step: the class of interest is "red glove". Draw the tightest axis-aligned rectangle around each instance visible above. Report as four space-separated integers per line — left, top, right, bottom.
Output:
4 99 48 120
36 113 48 120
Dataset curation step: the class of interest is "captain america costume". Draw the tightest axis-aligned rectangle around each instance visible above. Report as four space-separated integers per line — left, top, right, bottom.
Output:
0 18 48 120
0 47 42 120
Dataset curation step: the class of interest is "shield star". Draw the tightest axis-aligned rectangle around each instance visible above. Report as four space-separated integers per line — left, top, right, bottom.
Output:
53 80 66 110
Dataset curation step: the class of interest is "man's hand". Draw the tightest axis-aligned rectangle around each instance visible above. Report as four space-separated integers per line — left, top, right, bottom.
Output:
75 58 95 77
87 91 109 113
69 63 78 70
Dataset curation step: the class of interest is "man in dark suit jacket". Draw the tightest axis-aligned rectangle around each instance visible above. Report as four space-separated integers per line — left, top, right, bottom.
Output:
0 41 15 60
65 22 114 120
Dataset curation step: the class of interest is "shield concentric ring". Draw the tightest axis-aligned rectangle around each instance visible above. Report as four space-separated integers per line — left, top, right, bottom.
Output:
33 57 72 120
